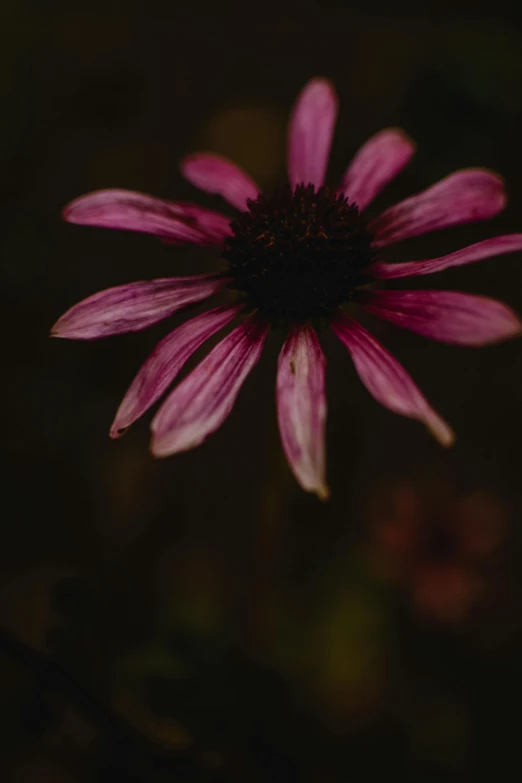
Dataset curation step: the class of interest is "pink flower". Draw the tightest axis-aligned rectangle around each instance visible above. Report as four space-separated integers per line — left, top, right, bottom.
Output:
53 79 522 499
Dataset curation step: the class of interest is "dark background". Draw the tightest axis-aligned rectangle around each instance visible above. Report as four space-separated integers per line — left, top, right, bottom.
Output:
2 1 522 781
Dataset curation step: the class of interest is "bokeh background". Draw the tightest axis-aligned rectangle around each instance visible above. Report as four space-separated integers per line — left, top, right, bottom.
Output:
3 0 522 780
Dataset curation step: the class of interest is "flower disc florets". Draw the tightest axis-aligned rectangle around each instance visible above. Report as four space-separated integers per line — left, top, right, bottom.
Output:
222 184 374 320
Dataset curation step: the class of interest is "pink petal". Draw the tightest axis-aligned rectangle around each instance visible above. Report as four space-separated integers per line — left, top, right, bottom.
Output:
110 305 242 437
361 290 522 345
180 153 259 211
340 128 416 212
369 169 506 247
276 325 328 500
331 312 454 446
169 202 233 242
369 234 522 280
288 78 338 189
150 317 268 457
63 190 232 245
51 275 227 340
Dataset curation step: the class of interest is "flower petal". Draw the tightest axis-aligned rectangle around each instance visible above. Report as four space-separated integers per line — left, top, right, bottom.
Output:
51 275 227 340
169 202 233 242
110 305 242 437
63 189 232 244
369 169 506 247
288 78 338 189
340 128 416 212
276 325 328 500
180 153 259 211
151 316 268 456
369 234 522 279
361 290 522 345
331 312 453 446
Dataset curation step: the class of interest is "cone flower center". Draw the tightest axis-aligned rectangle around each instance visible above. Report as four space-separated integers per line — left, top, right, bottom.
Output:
222 184 374 321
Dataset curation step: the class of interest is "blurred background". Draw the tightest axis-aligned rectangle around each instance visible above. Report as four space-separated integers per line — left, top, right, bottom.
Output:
3 0 522 780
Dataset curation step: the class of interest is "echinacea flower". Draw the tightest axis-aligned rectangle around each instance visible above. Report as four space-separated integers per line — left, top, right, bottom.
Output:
53 78 522 499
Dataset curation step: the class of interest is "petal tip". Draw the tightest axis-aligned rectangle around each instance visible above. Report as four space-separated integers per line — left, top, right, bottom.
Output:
427 416 455 448
149 435 177 459
50 319 66 338
301 77 338 111
315 483 330 501
149 436 163 458
497 189 508 213
61 201 75 222
61 195 89 224
473 304 522 345
110 423 130 439
473 167 507 212
501 315 522 342
383 126 417 147
304 76 336 93
179 152 199 172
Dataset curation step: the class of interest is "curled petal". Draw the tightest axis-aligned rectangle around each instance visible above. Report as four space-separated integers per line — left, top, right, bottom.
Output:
288 78 338 189
180 153 259 211
369 234 522 280
151 317 268 456
51 275 227 340
331 312 454 446
361 290 522 345
340 128 416 212
110 305 242 437
63 189 231 245
277 325 328 500
370 169 506 247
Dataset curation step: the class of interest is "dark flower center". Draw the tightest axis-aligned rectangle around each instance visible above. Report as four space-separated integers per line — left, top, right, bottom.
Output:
222 184 374 321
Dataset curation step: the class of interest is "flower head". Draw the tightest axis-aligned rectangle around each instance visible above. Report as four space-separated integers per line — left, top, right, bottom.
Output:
223 183 373 320
53 78 522 499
